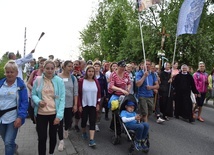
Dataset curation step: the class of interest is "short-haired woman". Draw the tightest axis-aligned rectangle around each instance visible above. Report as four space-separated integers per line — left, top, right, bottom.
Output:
0 60 29 155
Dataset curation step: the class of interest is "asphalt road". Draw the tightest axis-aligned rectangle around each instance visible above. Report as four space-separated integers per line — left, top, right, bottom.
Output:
69 106 214 155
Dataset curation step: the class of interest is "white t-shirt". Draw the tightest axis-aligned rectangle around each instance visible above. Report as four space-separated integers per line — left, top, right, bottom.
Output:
82 79 97 107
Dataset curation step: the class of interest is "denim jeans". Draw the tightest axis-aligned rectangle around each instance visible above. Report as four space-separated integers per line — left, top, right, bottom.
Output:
126 122 149 141
0 122 18 155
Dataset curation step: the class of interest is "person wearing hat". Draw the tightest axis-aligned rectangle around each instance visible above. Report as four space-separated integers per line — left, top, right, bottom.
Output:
120 101 149 152
108 60 131 136
87 60 93 66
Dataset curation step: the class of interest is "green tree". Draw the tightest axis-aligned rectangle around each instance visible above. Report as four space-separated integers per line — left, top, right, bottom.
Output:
79 0 214 70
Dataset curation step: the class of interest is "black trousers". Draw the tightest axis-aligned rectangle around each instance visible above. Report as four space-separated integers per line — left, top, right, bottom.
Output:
58 107 74 140
81 106 96 130
36 114 58 155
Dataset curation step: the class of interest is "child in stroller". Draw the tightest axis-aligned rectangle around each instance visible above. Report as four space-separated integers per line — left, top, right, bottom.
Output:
120 100 149 152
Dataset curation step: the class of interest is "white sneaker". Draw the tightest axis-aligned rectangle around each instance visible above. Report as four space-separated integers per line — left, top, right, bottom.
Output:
58 140 64 151
95 124 100 132
64 130 69 139
156 117 165 124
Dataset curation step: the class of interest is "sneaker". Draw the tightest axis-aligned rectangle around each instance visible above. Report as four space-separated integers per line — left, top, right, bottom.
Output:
82 132 88 140
64 130 69 139
58 140 64 151
141 141 149 152
95 124 100 132
74 125 80 132
156 117 165 124
89 139 96 147
134 140 142 151
197 117 204 122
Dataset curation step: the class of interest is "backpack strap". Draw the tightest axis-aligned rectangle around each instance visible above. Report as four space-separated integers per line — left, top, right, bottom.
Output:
71 74 75 84
0 106 17 117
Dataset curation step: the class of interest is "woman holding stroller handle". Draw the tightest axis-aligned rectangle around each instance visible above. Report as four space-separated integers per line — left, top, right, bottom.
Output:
108 60 131 137
120 101 149 152
78 65 101 147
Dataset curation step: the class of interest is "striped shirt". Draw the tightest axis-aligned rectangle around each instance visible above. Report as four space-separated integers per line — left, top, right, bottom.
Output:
108 71 131 96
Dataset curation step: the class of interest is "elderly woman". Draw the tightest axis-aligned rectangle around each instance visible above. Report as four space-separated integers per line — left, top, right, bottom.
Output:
32 60 65 155
172 64 198 123
0 60 29 155
108 60 131 137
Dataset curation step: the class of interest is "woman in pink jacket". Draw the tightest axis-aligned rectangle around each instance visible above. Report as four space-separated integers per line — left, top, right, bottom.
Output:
193 62 208 122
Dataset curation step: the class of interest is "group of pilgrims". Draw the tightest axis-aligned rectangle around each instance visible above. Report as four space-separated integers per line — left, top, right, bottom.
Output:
1 49 213 155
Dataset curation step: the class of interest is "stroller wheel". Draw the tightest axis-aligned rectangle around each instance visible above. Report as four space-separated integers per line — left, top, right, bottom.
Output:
128 145 134 154
146 139 150 148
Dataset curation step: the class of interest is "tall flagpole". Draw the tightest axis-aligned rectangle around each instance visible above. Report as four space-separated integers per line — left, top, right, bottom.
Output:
138 13 146 67
172 35 178 66
23 27 27 57
168 35 178 97
138 12 149 85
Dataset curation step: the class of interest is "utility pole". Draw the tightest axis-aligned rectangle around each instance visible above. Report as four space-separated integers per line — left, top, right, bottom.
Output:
23 27 27 57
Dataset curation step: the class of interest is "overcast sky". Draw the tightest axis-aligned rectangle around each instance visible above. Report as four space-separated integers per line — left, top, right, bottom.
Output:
0 0 98 61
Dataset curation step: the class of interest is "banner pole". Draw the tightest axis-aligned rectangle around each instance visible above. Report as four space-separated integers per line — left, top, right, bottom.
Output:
138 12 150 85
168 35 178 97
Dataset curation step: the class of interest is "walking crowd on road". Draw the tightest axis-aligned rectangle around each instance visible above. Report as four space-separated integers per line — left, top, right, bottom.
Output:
1 49 213 155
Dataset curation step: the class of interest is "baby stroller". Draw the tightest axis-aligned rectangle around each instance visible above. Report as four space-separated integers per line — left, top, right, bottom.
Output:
119 94 150 154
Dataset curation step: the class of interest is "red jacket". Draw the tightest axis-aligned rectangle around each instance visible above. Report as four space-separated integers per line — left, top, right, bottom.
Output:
78 78 101 107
